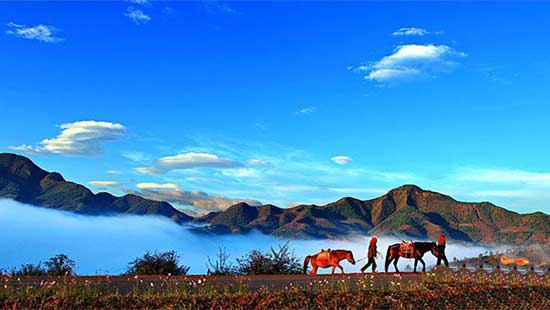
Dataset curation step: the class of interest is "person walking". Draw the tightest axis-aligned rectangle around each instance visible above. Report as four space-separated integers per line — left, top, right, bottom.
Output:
436 234 449 266
361 236 378 273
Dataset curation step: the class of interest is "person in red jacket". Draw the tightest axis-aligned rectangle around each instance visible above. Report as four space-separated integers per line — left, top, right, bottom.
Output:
361 236 378 273
436 234 449 266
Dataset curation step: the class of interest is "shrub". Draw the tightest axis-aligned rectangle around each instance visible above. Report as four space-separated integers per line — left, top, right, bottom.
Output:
44 254 76 276
236 242 302 275
207 248 236 275
236 250 272 275
12 263 47 276
126 251 190 275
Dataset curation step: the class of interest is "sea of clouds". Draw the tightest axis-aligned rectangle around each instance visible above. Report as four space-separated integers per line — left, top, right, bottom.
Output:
0 199 491 275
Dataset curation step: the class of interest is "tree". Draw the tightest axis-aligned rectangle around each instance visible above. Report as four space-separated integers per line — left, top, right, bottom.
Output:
44 254 76 276
207 248 236 275
268 242 302 274
126 251 190 275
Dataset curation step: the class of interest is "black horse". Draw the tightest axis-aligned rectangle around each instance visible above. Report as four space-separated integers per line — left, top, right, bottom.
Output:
384 242 446 273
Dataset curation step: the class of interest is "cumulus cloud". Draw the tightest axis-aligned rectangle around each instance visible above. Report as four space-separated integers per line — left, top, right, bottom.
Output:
6 22 63 43
125 7 151 25
127 186 261 215
295 106 317 115
331 155 352 165
365 68 421 82
88 181 121 187
136 152 242 174
9 121 125 156
392 27 430 36
354 44 466 84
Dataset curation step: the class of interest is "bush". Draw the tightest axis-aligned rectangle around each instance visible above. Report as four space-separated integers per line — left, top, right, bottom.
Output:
236 242 302 275
44 254 76 276
126 251 190 275
12 263 47 276
207 248 236 275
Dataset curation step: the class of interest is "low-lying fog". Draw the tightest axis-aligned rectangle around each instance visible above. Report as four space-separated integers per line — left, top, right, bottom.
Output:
0 199 491 275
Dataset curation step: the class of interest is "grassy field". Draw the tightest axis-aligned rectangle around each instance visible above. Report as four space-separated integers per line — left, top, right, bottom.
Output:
1 268 549 309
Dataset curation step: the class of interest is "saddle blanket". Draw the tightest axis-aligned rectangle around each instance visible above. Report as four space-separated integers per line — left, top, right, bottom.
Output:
400 242 414 258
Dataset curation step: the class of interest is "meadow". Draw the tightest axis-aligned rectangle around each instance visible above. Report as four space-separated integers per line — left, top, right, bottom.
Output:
1 268 549 309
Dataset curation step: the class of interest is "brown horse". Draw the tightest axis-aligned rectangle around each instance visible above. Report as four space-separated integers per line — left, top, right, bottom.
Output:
303 249 356 275
384 242 442 273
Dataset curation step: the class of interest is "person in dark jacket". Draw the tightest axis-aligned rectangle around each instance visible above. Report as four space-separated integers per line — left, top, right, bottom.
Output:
361 236 378 273
436 234 449 266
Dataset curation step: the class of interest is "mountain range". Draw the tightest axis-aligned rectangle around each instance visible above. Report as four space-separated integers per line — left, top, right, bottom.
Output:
1 153 549 246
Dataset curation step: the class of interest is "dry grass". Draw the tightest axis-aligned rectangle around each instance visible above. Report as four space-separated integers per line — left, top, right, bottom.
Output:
1 269 549 309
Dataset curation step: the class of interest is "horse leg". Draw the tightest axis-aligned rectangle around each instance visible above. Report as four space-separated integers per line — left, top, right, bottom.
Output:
310 263 318 275
337 263 344 274
418 257 426 273
385 256 393 273
331 265 336 274
393 256 400 273
414 259 418 273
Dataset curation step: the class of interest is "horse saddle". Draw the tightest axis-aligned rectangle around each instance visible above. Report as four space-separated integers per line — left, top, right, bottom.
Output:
400 241 414 258
318 249 331 260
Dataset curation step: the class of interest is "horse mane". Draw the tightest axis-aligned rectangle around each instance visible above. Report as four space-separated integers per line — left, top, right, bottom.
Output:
329 249 351 257
332 249 351 253
414 241 436 246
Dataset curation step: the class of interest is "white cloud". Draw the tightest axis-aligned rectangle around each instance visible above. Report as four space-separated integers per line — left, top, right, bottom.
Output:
106 170 123 175
6 22 63 43
136 152 242 174
134 167 160 175
454 168 550 185
221 168 261 178
468 190 536 198
204 1 237 15
136 183 179 190
88 181 121 187
376 44 459 67
128 0 149 4
392 27 429 36
125 7 151 25
331 156 352 165
357 44 465 84
365 68 421 82
295 106 317 115
127 187 261 216
248 159 269 166
122 151 150 163
9 121 125 156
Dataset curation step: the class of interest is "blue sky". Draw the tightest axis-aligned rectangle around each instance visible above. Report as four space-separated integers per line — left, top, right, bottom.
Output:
1 1 550 215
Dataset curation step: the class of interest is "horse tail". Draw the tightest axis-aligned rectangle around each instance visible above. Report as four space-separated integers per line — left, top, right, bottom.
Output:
384 246 392 272
303 255 311 274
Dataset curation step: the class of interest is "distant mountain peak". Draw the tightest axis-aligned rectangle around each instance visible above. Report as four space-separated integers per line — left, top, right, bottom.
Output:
1 153 549 246
0 153 192 223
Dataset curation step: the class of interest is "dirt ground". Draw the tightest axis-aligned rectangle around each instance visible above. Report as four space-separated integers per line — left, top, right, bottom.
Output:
6 272 424 292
